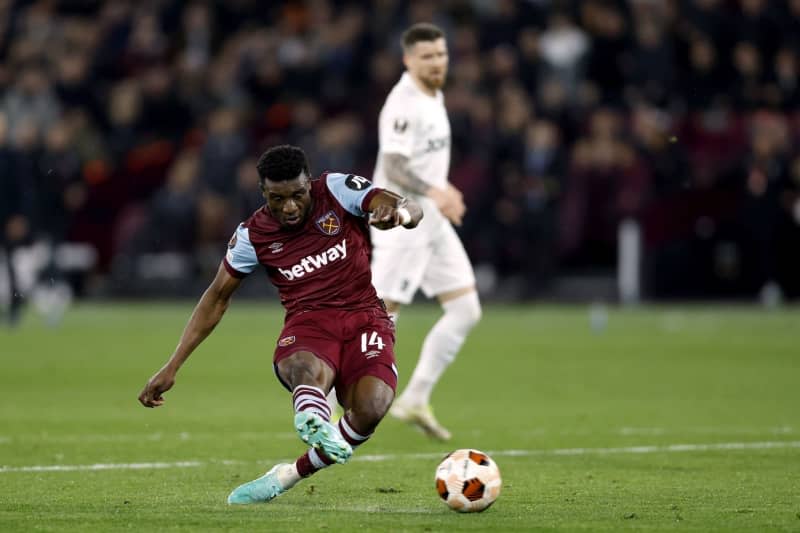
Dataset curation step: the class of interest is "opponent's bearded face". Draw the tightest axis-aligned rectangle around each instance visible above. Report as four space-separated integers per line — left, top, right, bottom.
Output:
404 38 448 91
262 172 313 229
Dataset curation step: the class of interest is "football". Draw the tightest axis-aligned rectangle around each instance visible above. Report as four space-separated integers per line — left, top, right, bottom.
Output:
434 449 502 513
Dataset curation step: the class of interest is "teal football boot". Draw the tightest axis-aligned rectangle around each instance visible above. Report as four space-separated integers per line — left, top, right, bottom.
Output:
227 464 290 505
294 412 352 464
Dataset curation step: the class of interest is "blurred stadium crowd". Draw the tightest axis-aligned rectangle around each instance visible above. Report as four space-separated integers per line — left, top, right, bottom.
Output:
1 0 800 307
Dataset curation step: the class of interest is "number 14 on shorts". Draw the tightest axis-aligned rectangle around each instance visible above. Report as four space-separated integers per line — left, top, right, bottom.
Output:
360 331 385 356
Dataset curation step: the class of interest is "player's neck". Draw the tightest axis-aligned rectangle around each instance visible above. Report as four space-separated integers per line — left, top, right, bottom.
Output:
407 72 437 98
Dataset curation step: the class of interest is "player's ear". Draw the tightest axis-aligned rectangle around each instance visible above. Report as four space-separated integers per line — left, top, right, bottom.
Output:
402 47 413 70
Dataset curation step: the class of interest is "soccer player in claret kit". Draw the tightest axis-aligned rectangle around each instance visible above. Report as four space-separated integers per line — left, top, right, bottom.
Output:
138 145 422 504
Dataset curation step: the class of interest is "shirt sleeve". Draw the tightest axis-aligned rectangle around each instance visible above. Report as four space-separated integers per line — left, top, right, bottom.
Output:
379 96 415 157
325 172 382 217
223 224 258 278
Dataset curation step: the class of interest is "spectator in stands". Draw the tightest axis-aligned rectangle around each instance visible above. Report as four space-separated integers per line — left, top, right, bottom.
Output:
734 112 793 299
682 36 722 111
632 106 691 195
560 108 648 266
764 46 800 111
730 41 764 110
0 112 32 325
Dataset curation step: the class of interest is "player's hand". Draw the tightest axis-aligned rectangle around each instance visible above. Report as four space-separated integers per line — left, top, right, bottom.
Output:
369 204 404 230
429 185 466 226
138 366 176 408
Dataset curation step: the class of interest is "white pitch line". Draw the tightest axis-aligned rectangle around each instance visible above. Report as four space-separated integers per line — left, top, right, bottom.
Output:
355 440 800 462
492 440 800 457
2 440 798 474
331 505 436 515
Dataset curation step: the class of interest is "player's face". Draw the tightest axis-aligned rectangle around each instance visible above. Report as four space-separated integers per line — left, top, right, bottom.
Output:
262 173 313 229
404 38 448 91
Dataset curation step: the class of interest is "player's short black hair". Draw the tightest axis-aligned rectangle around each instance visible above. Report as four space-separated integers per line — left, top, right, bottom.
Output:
402 23 445 51
256 145 311 184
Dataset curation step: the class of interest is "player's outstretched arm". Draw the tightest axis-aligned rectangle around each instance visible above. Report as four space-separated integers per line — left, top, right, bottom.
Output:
367 189 423 230
138 263 242 408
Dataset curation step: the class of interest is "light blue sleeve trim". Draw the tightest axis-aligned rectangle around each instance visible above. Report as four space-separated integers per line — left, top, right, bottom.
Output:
325 172 376 216
225 224 258 274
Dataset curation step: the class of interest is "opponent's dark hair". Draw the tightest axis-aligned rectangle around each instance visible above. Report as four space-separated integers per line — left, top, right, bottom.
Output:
256 145 311 185
402 23 444 51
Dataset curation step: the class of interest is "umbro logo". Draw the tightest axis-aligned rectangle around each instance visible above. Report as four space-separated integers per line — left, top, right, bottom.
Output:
269 242 284 253
393 118 409 133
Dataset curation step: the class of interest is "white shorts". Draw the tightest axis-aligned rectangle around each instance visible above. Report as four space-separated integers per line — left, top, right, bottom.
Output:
371 223 475 305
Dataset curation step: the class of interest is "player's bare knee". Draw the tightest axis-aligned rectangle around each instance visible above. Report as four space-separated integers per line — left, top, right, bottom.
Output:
349 382 394 433
350 398 391 434
277 351 330 390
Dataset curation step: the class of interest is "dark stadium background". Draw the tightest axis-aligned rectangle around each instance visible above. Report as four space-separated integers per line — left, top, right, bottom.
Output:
2 0 800 314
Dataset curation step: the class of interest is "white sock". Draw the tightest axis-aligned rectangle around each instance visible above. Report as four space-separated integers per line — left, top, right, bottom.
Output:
277 463 302 488
338 413 371 451
292 385 331 420
399 291 481 406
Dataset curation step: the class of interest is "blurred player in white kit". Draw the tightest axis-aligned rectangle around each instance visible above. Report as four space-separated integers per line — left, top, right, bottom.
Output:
369 22 482 441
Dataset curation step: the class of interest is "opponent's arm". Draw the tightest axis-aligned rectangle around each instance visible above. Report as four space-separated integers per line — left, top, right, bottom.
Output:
138 263 242 408
382 153 465 226
383 153 432 195
367 189 423 230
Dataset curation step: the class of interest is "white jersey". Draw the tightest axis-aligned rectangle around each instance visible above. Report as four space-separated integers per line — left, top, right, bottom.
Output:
372 72 451 247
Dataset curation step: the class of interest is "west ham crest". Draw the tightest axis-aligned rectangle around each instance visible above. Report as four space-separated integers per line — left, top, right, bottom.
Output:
315 210 341 236
278 335 296 347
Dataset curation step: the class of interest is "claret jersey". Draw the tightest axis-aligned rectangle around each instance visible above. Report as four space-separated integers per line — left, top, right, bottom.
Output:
223 172 383 316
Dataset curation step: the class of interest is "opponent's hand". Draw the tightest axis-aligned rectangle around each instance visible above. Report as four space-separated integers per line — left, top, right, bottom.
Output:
138 366 176 408
369 204 405 230
428 184 466 226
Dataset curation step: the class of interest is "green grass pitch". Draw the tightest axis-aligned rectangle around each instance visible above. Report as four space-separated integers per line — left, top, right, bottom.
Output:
1 302 799 531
